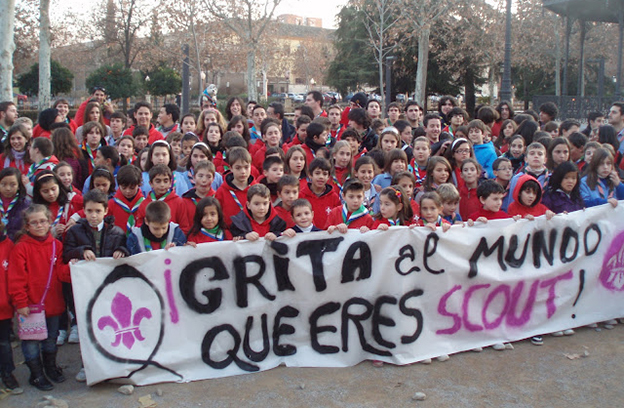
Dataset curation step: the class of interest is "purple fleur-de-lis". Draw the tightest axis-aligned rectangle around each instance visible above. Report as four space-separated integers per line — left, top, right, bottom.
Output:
97 292 152 350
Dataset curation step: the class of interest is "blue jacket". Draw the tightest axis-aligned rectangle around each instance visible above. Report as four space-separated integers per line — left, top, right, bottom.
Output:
579 176 624 207
176 170 223 195
473 141 498 179
127 223 187 255
141 171 192 197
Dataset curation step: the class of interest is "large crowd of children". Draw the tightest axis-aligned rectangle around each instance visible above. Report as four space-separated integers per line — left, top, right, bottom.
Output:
0 92 622 392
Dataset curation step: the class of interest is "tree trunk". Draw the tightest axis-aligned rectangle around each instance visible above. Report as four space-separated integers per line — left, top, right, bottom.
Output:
39 0 51 110
379 46 384 111
554 15 561 97
414 26 430 108
247 49 257 101
0 0 16 102
488 65 495 103
464 68 476 119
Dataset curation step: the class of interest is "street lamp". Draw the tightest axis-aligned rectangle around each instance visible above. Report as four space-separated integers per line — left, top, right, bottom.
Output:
385 56 397 114
500 0 513 103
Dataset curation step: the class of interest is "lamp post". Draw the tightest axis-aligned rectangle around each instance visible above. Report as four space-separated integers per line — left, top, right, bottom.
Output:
500 0 513 102
385 56 397 115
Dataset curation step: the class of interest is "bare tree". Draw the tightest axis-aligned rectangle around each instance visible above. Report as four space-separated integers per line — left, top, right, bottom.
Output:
202 0 283 101
404 0 453 107
358 0 403 110
39 0 51 109
0 0 16 101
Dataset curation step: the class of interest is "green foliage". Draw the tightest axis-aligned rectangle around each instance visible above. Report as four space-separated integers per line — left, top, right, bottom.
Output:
17 60 74 97
142 63 182 97
326 7 377 95
86 64 137 101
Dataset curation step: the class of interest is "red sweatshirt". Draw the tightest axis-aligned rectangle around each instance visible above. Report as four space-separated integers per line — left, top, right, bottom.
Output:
187 228 232 244
274 204 294 228
507 174 549 218
8 234 69 316
459 184 480 221
215 173 254 227
0 237 14 320
107 189 145 232
325 205 374 230
468 208 511 220
136 190 191 233
181 188 216 233
123 124 164 145
299 183 341 229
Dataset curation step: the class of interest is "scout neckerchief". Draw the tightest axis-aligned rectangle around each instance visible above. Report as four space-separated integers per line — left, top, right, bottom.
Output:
52 205 64 227
333 172 350 195
387 218 400 226
113 195 144 233
187 168 195 186
422 215 443 226
143 236 166 251
342 204 368 225
330 124 343 142
250 126 261 141
409 160 427 187
0 194 18 226
150 189 172 202
200 226 224 241
27 156 51 181
85 144 97 170
596 180 614 200
229 190 243 210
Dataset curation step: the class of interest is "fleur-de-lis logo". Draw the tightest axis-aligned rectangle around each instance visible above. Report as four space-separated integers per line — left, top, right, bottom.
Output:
97 292 152 350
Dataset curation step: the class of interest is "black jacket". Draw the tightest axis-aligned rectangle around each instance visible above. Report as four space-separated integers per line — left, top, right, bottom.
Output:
63 216 129 262
360 128 378 153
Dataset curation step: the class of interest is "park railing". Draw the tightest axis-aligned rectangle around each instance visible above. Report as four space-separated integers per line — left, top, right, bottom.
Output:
533 95 620 121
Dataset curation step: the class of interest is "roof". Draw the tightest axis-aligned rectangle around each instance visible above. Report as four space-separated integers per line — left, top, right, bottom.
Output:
542 0 624 23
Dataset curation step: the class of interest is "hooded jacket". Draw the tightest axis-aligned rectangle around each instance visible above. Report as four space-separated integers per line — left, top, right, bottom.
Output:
215 172 254 227
230 204 286 238
507 174 549 217
299 182 341 229
0 236 14 320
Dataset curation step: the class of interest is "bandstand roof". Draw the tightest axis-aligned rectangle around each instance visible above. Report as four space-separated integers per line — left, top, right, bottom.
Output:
543 0 624 23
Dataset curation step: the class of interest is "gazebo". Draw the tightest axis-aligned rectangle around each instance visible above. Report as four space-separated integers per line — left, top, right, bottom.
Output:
535 0 624 119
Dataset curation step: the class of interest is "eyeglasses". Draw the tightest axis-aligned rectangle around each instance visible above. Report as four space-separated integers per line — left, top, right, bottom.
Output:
28 220 50 227
455 149 471 154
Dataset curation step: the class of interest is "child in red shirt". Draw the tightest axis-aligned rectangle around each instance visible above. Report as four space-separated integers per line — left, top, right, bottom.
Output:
108 165 144 234
373 185 413 229
299 158 341 229
135 165 190 233
414 192 451 232
458 158 481 220
230 184 286 241
507 174 555 220
468 180 513 223
186 197 232 244
326 179 373 233
274 175 299 228
215 147 254 226
182 161 216 234
392 171 420 224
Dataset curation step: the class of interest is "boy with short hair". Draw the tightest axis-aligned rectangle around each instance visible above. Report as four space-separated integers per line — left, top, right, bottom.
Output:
230 184 286 241
282 198 321 236
468 180 512 223
215 147 254 226
286 115 311 150
409 136 430 190
505 142 550 211
127 201 187 254
302 122 329 165
27 137 59 183
179 132 200 167
328 104 345 143
257 156 284 203
467 119 497 179
326 178 373 233
135 164 190 232
437 183 462 224
182 161 216 231
274 175 299 228
132 126 150 152
341 128 364 163
299 158 341 229
166 132 183 162
107 111 127 146
108 164 145 233
507 174 555 219
568 132 588 169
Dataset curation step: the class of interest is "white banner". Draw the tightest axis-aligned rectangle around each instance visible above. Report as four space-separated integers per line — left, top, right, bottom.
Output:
72 204 624 386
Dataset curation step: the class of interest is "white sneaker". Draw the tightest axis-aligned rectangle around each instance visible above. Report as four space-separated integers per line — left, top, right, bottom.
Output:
552 331 564 337
471 347 483 352
587 323 598 328
75 368 86 382
57 330 68 346
420 358 432 364
563 329 575 336
492 343 505 351
436 354 450 362
605 319 618 325
68 325 80 344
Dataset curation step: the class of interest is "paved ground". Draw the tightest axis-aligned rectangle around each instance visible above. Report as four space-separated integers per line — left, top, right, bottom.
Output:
5 325 624 407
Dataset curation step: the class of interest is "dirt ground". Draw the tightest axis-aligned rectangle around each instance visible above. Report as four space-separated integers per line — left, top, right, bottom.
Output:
5 324 624 407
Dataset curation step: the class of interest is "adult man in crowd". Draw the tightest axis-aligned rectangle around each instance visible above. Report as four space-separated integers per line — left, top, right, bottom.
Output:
305 91 327 118
157 104 180 138
608 102 624 153
267 101 295 144
0 101 18 144
122 101 163 144
405 101 423 133
74 86 114 126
